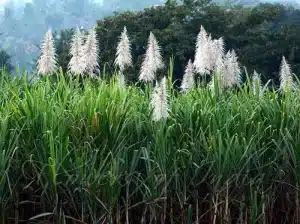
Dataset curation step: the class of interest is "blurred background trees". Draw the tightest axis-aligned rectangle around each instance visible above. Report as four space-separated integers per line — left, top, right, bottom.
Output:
84 1 300 84
0 0 300 85
0 50 13 73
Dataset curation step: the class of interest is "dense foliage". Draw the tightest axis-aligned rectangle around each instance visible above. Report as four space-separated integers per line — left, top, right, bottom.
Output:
97 1 300 84
53 1 300 85
0 50 13 73
0 70 300 222
0 0 164 72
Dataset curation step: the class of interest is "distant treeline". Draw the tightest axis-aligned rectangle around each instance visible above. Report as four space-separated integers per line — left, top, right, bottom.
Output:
0 0 164 72
41 1 300 84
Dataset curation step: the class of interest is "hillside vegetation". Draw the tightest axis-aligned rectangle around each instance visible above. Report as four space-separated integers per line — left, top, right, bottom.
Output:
0 0 163 72
1 0 300 78
49 0 300 86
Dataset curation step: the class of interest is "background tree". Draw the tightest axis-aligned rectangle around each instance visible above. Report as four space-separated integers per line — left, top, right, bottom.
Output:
39 0 300 86
92 1 300 85
0 50 13 73
0 0 168 74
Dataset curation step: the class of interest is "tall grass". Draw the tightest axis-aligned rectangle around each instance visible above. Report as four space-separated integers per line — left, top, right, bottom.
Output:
0 69 300 223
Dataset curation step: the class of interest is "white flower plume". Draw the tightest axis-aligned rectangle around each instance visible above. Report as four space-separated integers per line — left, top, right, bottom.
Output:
115 26 132 87
252 70 263 95
181 59 195 92
210 49 241 89
139 32 164 82
37 29 57 75
115 26 132 72
81 26 99 76
214 50 225 76
222 49 241 88
151 76 169 121
206 34 215 72
211 37 225 71
68 27 84 74
279 56 294 91
193 25 210 75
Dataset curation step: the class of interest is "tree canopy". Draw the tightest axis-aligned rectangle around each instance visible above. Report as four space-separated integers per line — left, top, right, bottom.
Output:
94 1 300 84
0 50 13 73
52 1 300 85
0 0 164 73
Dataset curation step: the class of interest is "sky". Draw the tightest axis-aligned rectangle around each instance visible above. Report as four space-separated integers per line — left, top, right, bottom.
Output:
0 0 31 4
0 0 299 4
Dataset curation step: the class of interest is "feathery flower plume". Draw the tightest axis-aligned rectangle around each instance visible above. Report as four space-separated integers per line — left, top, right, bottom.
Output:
252 70 263 95
115 26 132 72
279 56 294 91
81 26 99 76
181 59 195 92
206 34 214 71
37 29 57 75
193 25 210 75
222 49 241 88
214 57 224 76
139 32 164 82
115 26 132 87
211 37 225 71
151 76 169 121
68 27 84 74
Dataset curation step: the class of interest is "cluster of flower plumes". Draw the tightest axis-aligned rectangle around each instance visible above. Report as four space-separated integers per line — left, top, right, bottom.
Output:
189 26 241 92
180 25 295 94
38 26 100 77
37 25 295 121
138 31 169 121
37 25 168 121
177 26 241 93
